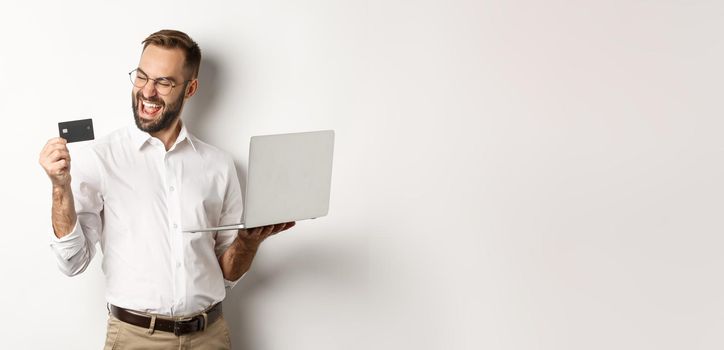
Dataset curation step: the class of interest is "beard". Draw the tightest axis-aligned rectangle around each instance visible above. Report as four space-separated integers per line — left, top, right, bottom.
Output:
131 89 185 133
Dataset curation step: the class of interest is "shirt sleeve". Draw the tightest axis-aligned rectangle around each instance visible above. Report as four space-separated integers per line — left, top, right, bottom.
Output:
223 273 246 289
49 147 103 277
215 155 245 288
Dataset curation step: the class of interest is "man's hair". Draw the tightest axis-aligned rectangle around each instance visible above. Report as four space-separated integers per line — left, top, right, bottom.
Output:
142 29 202 79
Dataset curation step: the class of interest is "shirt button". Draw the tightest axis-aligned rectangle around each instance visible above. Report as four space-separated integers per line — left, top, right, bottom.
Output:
173 223 178 229
169 186 175 192
176 262 181 268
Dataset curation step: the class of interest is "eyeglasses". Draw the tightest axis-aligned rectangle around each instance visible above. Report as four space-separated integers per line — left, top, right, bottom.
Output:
128 69 190 96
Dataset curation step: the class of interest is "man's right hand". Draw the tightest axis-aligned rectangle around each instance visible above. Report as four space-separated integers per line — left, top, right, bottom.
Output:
39 137 72 187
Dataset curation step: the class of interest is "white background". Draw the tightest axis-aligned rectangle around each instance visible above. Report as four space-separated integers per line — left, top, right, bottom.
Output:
1 0 723 349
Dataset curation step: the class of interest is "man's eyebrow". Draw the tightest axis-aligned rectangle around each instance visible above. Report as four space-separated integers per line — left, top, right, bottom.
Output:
136 68 178 83
159 76 179 84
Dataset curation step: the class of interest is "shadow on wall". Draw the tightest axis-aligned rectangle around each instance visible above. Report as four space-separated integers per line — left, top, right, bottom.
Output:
184 53 248 197
183 53 365 349
223 235 368 350
184 53 223 142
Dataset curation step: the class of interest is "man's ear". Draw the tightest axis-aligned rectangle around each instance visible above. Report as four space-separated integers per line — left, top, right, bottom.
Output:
185 79 198 98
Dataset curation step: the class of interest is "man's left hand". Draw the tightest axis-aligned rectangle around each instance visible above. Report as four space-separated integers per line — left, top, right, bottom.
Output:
237 222 295 252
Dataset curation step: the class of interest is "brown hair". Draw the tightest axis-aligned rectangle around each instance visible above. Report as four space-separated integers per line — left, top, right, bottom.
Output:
142 29 202 79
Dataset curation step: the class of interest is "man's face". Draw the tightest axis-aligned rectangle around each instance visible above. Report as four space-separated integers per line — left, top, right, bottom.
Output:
131 45 191 133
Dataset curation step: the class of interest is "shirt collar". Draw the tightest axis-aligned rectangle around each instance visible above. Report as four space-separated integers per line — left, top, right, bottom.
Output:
177 124 198 152
128 121 198 152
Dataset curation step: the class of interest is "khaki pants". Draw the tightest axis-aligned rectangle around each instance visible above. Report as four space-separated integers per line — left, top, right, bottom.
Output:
103 315 232 350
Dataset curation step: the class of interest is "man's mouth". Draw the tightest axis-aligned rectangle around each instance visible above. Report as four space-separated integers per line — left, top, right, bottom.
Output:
139 99 163 118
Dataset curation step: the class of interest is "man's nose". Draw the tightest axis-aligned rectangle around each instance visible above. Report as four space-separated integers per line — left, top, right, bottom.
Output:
141 80 158 98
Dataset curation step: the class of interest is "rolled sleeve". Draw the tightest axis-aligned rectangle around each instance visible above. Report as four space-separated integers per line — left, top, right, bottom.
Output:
214 155 243 258
216 155 244 289
48 147 103 277
48 219 96 277
224 272 246 289
49 221 85 261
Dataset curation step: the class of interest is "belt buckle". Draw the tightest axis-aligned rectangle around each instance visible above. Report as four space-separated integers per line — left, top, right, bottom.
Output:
173 317 201 336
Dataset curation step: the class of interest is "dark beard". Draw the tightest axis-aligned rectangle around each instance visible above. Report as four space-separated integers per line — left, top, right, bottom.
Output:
132 89 185 133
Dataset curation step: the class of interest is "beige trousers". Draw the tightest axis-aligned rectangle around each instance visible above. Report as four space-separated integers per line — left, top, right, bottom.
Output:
103 315 232 350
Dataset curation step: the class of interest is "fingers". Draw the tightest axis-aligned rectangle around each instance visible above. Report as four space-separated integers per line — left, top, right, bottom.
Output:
41 138 68 156
39 137 72 186
47 148 71 164
40 138 70 164
41 152 71 173
269 223 284 235
46 159 69 175
44 137 68 148
238 222 296 242
263 224 276 236
272 222 295 235
239 226 265 239
263 222 293 237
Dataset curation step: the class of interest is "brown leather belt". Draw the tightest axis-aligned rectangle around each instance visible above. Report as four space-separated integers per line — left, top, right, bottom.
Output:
110 303 222 336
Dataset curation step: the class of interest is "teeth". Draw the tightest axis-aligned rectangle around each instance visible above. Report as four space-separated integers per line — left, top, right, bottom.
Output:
142 101 161 108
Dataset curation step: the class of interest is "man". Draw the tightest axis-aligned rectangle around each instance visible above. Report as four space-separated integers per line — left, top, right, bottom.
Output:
39 29 293 349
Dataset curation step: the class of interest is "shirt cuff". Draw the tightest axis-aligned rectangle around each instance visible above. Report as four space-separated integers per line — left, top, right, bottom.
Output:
224 271 247 289
49 221 85 261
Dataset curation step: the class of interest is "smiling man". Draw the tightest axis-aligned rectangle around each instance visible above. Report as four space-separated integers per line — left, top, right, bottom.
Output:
131 42 192 134
39 30 293 349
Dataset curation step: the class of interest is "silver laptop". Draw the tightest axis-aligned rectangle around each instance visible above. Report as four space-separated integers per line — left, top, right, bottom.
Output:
183 130 335 232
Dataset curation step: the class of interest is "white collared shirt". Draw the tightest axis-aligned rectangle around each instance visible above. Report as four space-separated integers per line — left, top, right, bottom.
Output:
49 123 243 316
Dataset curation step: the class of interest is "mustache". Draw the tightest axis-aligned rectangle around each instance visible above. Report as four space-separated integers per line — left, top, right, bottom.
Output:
135 91 165 105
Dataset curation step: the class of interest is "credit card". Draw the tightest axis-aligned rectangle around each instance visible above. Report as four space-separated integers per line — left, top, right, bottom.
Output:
58 118 94 143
